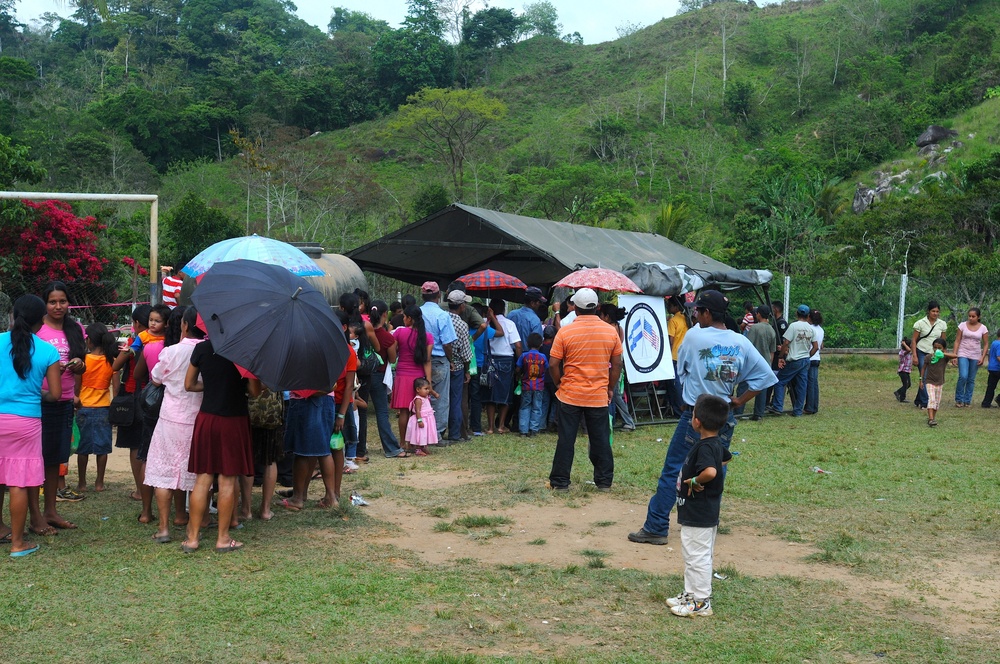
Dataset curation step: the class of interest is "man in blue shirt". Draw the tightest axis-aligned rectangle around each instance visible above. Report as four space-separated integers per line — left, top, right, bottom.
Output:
420 281 457 439
506 287 547 346
628 290 776 545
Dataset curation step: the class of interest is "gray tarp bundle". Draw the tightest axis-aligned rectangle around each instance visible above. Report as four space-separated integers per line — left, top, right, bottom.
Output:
621 262 773 297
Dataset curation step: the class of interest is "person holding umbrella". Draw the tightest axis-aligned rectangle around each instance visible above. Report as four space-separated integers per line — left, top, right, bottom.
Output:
181 332 260 553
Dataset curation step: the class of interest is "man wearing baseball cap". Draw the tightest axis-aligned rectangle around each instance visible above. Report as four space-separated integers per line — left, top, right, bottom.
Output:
420 281 458 439
628 289 776 545
548 288 623 492
768 304 818 417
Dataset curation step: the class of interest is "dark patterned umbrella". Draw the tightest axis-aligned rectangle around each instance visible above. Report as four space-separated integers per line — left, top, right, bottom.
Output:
457 269 528 303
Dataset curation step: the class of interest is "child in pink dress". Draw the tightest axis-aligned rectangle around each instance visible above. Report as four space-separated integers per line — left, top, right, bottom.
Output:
405 378 438 456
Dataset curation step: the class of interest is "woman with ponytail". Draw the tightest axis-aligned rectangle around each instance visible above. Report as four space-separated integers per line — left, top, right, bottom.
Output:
0 295 61 557
391 305 436 449
74 323 120 493
31 282 87 532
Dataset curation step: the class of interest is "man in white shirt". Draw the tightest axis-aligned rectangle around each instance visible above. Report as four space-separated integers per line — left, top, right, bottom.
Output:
768 304 818 417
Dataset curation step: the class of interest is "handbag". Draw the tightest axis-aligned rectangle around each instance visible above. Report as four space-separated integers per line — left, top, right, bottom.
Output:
140 381 164 419
108 364 137 426
249 387 284 430
480 341 498 388
355 343 382 378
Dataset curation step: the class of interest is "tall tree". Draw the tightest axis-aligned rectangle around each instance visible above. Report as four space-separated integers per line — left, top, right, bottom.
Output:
521 1 561 38
389 87 506 193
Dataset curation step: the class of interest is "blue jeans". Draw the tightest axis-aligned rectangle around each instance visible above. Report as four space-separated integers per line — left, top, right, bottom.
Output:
805 360 820 413
448 367 465 440
549 400 613 489
369 371 402 457
955 357 980 405
430 356 450 435
609 385 635 428
770 357 810 416
519 388 546 433
342 402 360 459
915 349 929 407
641 409 735 536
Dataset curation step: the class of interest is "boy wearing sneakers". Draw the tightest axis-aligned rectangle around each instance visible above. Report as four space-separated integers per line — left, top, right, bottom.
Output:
667 394 732 618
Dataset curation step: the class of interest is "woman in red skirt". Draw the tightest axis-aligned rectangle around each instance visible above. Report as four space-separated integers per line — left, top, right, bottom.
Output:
181 333 260 553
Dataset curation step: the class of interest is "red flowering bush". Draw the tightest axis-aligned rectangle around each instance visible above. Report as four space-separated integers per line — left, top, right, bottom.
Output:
0 200 108 284
121 256 149 277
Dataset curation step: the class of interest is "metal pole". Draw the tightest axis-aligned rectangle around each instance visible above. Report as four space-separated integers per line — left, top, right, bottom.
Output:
150 198 160 305
897 273 908 349
783 275 790 318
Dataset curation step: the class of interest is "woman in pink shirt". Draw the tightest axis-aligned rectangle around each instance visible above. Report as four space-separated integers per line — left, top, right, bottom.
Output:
144 307 206 544
953 307 989 407
31 282 87 533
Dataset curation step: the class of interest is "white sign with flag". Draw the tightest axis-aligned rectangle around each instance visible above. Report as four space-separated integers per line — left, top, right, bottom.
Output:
619 294 674 384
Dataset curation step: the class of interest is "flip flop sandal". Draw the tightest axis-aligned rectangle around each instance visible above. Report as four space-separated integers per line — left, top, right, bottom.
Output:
30 525 58 536
278 498 301 512
0 532 12 544
180 541 198 553
10 544 40 558
48 520 77 530
152 534 172 544
215 540 244 553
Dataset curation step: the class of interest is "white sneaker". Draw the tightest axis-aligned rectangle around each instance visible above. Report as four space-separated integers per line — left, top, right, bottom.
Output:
344 460 360 471
666 591 693 608
670 599 713 617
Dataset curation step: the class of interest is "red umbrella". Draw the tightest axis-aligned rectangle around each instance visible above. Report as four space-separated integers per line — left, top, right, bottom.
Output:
554 268 643 293
457 269 527 303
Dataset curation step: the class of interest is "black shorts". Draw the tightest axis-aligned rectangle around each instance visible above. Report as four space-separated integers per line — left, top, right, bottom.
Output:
41 400 75 466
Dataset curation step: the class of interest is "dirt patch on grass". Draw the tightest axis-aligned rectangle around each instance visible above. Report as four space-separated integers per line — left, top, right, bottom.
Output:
365 492 1000 636
390 468 490 490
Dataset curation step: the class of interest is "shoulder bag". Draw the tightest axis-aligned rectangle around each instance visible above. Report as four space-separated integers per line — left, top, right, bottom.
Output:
108 363 137 426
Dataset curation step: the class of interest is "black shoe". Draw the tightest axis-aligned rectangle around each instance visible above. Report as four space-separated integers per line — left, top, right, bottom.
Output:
596 486 611 492
628 528 669 545
749 415 762 421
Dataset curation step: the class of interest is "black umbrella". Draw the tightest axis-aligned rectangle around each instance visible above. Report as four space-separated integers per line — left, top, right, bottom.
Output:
190 260 348 391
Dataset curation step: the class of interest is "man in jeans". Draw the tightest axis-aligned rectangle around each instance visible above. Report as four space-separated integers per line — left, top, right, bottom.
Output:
768 304 818 418
548 289 623 492
628 290 776 545
419 282 457 439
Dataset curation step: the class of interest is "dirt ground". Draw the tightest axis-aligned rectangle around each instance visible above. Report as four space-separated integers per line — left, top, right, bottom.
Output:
103 455 999 637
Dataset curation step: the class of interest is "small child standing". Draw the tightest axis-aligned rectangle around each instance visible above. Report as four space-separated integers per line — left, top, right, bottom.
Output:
75 323 120 492
516 332 549 436
406 378 438 456
668 394 732 618
920 337 957 427
980 330 1000 408
895 338 913 403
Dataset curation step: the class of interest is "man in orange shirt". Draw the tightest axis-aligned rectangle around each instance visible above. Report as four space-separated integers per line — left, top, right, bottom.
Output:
547 288 623 492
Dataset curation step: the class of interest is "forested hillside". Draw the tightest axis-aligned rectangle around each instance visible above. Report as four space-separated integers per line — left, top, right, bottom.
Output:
2 0 1000 345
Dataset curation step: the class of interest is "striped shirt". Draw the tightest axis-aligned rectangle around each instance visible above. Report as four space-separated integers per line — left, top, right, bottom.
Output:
550 314 622 408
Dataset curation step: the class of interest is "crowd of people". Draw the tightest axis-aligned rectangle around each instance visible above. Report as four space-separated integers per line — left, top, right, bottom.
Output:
7 265 997 624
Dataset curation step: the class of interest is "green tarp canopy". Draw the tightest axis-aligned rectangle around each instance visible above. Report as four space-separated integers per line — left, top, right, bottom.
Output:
346 204 735 287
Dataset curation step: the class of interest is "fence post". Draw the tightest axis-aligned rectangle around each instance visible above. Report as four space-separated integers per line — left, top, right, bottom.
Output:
897 273 908 349
783 275 790 317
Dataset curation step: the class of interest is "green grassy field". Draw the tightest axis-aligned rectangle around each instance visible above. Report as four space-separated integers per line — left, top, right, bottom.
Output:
2 356 998 662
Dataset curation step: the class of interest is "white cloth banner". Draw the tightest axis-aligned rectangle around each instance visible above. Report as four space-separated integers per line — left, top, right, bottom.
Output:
619 295 675 384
